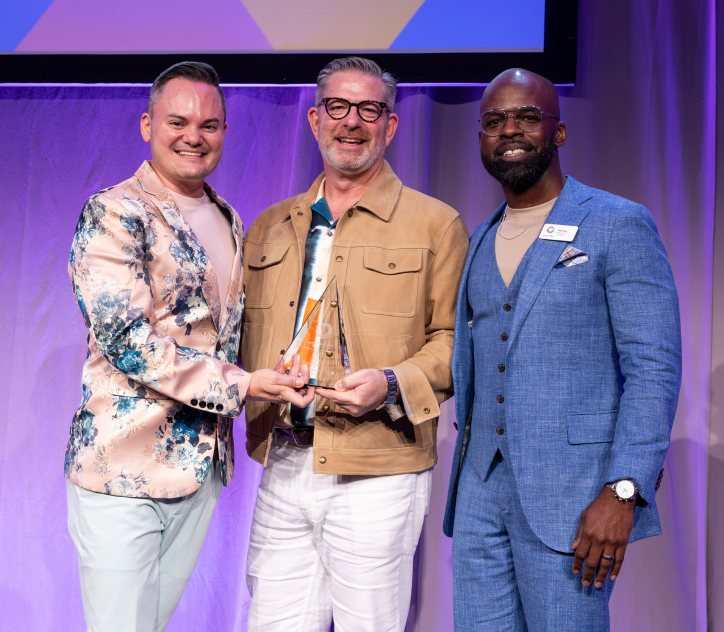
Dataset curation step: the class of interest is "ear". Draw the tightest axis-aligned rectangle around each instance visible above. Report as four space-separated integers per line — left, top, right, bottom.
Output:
385 112 399 147
308 106 320 141
554 121 566 148
140 112 151 143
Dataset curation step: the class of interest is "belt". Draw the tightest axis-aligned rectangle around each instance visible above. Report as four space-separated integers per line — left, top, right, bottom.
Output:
275 426 314 447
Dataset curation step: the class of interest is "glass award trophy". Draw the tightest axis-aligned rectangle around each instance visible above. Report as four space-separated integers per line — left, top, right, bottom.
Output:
280 277 351 388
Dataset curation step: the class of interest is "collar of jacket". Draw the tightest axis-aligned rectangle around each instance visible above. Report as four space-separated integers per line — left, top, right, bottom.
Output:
133 160 232 214
288 160 403 221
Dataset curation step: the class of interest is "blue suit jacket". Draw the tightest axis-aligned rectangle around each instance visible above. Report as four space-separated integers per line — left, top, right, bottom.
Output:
443 177 682 552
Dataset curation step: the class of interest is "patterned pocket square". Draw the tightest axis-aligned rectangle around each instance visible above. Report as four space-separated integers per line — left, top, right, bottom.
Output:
557 246 589 267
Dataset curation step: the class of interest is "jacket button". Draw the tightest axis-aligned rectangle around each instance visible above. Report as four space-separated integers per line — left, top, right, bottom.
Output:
326 350 333 357
424 407 430 414
496 427 505 435
497 395 504 403
503 304 512 312
388 262 396 269
321 405 329 413
297 211 304 216
348 210 353 217
336 256 343 262
216 341 221 352
319 456 327 464
454 422 458 430
216 404 223 412
498 364 505 372
330 301 338 307
190 399 198 406
260 255 267 262
501 333 508 341
198 401 206 408
281 349 285 354
290 301 295 307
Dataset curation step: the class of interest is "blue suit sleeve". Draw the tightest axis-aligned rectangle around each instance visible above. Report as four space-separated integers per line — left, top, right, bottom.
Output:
603 203 682 504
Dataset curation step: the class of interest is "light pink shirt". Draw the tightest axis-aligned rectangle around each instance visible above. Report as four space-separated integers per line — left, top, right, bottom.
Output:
170 190 237 307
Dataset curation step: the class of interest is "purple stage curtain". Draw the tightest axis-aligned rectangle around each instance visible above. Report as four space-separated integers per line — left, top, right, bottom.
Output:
1 0 721 630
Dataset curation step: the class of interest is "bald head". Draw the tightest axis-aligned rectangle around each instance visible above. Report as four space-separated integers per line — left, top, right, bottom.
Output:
482 68 560 118
477 68 566 203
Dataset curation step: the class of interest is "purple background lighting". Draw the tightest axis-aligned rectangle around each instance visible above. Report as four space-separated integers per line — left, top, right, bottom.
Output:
1 1 723 630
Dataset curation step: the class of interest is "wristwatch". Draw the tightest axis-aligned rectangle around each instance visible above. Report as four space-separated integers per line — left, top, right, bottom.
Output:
376 369 398 409
606 479 638 502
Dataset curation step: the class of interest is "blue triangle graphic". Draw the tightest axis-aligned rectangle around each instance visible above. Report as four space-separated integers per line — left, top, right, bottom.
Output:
390 0 545 51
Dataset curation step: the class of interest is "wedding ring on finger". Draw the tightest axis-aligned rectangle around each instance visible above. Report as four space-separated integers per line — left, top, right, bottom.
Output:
601 554 615 561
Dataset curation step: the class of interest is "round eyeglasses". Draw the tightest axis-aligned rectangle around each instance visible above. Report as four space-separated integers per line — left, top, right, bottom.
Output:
319 97 388 122
479 105 559 136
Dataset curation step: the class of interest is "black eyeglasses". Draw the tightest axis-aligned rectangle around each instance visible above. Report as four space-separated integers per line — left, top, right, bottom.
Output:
319 97 388 122
479 105 559 136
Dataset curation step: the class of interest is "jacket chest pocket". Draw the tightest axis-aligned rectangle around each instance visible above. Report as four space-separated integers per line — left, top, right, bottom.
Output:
245 243 291 309
362 247 422 317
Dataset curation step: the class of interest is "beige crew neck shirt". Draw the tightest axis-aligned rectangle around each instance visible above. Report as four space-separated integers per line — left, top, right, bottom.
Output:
495 197 558 287
170 190 236 307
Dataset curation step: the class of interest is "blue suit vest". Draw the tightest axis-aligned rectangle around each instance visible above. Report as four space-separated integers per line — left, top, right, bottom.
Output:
466 222 532 475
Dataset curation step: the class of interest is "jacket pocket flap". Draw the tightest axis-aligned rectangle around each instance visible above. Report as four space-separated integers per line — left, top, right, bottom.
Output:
249 243 291 269
566 411 618 444
363 247 422 275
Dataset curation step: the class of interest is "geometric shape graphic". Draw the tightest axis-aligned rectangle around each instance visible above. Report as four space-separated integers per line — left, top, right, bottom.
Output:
0 0 54 51
391 0 545 51
16 0 272 52
241 0 424 50
281 277 351 389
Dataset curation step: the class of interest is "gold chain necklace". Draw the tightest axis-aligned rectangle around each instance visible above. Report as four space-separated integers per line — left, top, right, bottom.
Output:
497 207 550 240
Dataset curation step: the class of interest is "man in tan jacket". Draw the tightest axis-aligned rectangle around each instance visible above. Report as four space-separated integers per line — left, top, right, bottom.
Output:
242 57 468 631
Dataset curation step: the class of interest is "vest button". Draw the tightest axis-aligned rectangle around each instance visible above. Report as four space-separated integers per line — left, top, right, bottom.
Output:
501 333 508 341
388 263 396 269
496 427 505 435
498 364 505 372
503 303 512 312
424 407 431 414
290 301 295 307
336 256 343 262
319 456 327 464
280 349 286 354
297 211 304 216
260 255 267 262
497 395 504 403
321 405 329 413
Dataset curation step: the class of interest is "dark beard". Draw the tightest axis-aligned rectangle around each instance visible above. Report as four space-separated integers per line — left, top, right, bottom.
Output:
481 140 557 194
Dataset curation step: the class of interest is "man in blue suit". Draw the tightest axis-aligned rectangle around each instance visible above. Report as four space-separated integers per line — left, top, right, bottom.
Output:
443 69 681 631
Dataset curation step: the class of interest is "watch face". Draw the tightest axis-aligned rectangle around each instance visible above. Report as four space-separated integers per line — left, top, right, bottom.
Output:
615 480 636 499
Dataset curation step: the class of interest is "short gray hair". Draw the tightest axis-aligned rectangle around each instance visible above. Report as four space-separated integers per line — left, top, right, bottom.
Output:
315 57 398 113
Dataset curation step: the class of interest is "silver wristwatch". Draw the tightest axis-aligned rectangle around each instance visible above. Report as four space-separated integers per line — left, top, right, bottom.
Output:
606 479 638 502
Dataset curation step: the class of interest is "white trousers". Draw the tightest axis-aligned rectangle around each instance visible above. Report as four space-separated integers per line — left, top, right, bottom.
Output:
246 441 433 632
66 463 222 632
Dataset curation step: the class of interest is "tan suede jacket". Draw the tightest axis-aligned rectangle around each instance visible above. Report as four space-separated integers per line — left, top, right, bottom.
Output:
241 162 469 475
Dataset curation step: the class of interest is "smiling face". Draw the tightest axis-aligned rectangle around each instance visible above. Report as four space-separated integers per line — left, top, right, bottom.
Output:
140 78 226 195
308 70 398 177
479 70 565 195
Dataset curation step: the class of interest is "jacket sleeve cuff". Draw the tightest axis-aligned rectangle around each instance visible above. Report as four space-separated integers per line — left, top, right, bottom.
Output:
386 362 439 425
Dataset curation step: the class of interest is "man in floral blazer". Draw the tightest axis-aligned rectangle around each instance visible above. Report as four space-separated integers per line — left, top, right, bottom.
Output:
64 62 313 632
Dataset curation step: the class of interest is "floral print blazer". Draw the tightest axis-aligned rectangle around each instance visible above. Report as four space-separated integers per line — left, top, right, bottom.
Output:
65 161 251 498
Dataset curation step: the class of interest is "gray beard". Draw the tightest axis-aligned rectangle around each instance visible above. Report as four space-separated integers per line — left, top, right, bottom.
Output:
481 140 557 194
318 135 385 175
